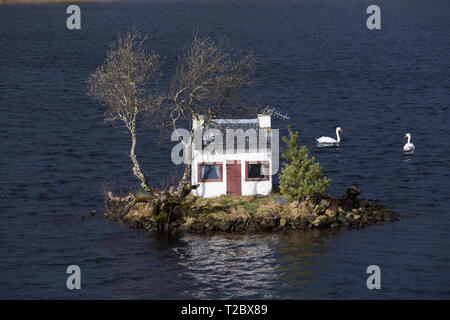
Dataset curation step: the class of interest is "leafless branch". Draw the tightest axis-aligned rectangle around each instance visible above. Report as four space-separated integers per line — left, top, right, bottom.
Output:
86 27 161 194
158 31 257 189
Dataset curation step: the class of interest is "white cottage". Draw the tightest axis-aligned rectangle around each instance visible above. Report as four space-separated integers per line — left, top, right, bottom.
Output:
191 114 273 198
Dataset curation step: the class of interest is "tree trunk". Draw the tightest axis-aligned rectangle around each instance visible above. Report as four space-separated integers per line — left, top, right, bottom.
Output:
173 138 193 193
181 163 191 183
130 128 152 193
174 163 192 194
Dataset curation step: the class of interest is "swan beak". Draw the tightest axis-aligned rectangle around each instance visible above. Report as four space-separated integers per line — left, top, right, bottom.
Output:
339 129 343 132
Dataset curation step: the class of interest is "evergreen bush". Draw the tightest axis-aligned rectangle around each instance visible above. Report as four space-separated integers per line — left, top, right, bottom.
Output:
278 126 330 199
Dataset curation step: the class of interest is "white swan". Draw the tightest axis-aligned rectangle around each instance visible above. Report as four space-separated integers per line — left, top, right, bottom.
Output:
316 127 343 144
403 133 415 153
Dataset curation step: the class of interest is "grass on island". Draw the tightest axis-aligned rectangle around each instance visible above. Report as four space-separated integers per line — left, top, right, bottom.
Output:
124 189 318 231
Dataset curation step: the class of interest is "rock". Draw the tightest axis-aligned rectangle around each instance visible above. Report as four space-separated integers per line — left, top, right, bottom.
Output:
314 205 326 215
360 199 369 208
351 208 359 213
382 210 395 222
178 223 192 232
297 201 307 211
325 208 337 218
172 206 185 221
279 218 286 227
218 221 231 231
337 216 347 224
312 215 330 228
362 215 372 224
320 199 331 208
191 222 203 231
342 186 362 198
266 220 275 227
330 222 340 229
274 197 289 204
289 201 300 209
353 214 361 220
341 186 362 210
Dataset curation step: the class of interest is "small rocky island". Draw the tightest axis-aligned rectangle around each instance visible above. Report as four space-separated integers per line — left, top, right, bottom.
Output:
86 30 403 235
105 186 402 234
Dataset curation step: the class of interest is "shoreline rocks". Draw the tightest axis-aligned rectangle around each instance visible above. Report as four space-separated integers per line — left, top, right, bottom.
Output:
105 186 403 234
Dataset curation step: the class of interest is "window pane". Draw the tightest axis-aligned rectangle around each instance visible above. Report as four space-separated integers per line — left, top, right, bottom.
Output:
200 165 219 180
248 164 264 179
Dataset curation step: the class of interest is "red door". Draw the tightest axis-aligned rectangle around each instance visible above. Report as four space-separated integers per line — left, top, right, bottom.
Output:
226 160 241 197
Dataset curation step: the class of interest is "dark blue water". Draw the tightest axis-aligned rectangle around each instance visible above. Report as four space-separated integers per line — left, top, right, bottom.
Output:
1 0 449 299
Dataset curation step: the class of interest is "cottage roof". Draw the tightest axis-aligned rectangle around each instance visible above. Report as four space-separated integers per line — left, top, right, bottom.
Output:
196 117 271 153
207 119 259 133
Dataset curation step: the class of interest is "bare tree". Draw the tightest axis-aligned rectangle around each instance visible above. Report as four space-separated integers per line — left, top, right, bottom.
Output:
163 32 257 191
88 29 257 221
87 28 160 195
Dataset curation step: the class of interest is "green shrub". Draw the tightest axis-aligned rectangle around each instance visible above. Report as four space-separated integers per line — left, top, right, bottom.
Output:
278 126 330 199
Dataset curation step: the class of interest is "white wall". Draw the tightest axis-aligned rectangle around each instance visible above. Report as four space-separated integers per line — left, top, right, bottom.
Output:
192 151 272 198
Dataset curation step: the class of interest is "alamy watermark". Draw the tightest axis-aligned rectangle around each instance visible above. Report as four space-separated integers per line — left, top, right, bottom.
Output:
66 5 81 30
366 265 381 289
171 128 280 175
65 5 379 31
66 265 81 290
366 5 381 30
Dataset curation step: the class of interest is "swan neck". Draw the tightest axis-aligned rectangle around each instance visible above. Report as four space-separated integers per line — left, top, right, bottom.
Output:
407 135 411 144
336 129 341 142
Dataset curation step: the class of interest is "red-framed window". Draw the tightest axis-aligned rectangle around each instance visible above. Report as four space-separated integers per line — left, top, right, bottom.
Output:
198 162 223 182
245 161 270 181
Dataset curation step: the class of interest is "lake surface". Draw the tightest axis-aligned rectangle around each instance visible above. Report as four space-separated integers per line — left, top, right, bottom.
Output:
0 0 449 299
